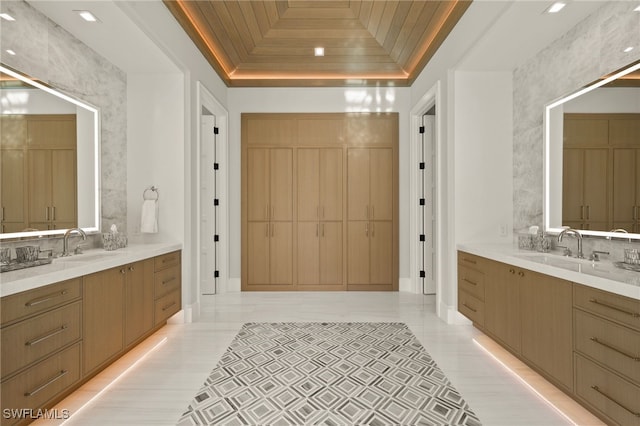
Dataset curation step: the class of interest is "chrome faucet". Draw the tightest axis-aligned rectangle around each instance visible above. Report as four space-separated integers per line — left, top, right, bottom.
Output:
557 228 584 259
62 228 87 257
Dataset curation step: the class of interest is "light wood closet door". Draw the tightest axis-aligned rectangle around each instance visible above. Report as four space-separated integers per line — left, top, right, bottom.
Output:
320 222 342 285
370 149 393 221
613 148 636 231
297 149 320 221
369 221 392 284
270 149 292 221
51 150 76 227
320 149 342 221
583 149 608 228
1 150 26 226
28 150 51 225
347 222 369 284
270 222 292 285
297 222 320 285
247 222 270 285
247 149 270 221
347 149 370 220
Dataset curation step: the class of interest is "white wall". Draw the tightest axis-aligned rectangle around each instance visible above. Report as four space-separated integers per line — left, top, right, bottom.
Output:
454 71 513 243
227 87 411 283
127 73 184 244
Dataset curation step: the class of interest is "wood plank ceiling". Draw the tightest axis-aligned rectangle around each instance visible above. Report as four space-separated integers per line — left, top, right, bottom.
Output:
163 0 472 87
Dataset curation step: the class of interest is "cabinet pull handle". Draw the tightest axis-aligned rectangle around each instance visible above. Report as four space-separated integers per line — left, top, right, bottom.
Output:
162 277 176 285
24 370 68 397
162 301 177 311
25 290 68 307
372 222 375 237
462 303 477 313
509 268 515 274
589 298 640 318
586 205 590 220
271 223 274 237
25 325 68 346
462 278 477 286
518 271 525 277
365 223 368 236
265 223 269 237
161 257 175 264
590 386 640 417
120 268 126 274
462 257 476 265
590 337 640 361
52 206 56 221
129 266 135 272
45 207 49 221
322 224 324 237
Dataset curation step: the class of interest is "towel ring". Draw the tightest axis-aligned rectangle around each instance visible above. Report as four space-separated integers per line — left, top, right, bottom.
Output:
143 186 159 200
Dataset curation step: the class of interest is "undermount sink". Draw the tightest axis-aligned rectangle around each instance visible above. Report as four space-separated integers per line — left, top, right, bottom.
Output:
55 251 119 263
514 252 624 277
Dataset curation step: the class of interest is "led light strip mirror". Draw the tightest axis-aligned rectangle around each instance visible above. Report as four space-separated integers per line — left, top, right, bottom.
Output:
544 60 640 240
0 64 101 240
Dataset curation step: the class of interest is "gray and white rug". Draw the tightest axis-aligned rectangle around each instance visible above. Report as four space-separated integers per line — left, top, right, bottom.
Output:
177 322 481 425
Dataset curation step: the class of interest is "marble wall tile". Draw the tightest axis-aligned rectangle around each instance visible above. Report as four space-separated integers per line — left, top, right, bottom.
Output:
0 1 127 248
513 1 640 237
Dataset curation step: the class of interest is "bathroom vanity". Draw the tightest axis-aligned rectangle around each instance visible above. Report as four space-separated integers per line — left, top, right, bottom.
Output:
0 243 181 426
458 244 639 426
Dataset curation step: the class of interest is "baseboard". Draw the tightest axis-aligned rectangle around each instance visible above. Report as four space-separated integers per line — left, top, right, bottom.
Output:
168 301 198 324
399 277 414 293
438 301 471 325
226 278 241 292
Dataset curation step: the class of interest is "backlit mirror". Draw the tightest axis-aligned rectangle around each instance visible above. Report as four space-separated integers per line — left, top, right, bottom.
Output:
0 64 100 240
545 60 640 240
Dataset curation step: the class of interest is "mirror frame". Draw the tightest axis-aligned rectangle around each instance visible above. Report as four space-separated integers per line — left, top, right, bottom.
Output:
544 60 640 240
0 64 101 240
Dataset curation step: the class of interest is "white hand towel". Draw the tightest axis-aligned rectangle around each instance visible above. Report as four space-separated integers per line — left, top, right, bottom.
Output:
141 199 158 233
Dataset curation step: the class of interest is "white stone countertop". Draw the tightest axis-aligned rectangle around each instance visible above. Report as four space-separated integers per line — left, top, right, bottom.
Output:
0 242 182 298
458 242 640 300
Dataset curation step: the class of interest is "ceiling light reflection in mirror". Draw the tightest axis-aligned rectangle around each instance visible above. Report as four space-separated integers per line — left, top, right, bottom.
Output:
544 60 640 239
0 64 101 239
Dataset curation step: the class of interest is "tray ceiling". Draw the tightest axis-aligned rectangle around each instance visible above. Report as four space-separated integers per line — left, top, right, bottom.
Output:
163 0 471 87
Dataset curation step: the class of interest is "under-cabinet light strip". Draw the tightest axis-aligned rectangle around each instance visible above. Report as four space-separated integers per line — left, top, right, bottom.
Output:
59 337 168 425
472 338 578 426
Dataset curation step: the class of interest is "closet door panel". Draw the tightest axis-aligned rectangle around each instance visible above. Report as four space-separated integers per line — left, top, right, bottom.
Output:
247 222 270 285
270 222 292 285
270 149 293 221
1 150 26 222
347 222 369 284
347 149 370 221
247 149 270 221
562 149 583 224
320 222 343 285
51 150 77 225
613 148 635 224
28 150 51 224
583 149 608 223
297 149 319 221
297 222 319 285
370 221 392 285
320 148 343 221
369 148 393 221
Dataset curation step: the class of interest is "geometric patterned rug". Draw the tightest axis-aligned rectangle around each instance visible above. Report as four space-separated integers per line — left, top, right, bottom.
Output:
177 323 482 425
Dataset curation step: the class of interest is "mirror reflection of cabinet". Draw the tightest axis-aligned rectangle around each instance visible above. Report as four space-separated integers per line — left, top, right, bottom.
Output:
0 115 77 232
562 113 640 232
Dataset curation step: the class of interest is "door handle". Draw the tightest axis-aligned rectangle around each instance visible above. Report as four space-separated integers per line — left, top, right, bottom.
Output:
322 224 324 237
365 223 368 236
52 206 56 221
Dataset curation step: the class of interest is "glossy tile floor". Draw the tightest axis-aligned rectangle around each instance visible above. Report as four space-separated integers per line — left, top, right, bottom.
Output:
38 292 603 426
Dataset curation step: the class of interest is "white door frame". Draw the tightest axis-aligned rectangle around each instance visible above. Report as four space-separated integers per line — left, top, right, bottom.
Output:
409 82 444 315
196 82 229 303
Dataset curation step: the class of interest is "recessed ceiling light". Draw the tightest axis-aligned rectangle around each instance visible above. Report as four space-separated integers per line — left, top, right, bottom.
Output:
0 13 15 21
75 10 99 22
546 2 566 13
634 5 640 12
314 47 324 57
6 49 16 56
623 46 635 53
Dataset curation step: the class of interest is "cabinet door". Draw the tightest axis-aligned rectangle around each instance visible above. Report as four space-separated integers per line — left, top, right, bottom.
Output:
1 149 26 225
520 271 573 391
297 222 319 285
247 149 269 221
270 149 292 221
1 115 26 148
369 221 392 284
320 222 343 285
297 149 319 221
28 150 51 223
583 149 608 226
247 222 270 285
562 149 584 224
612 148 636 229
320 148 343 221
51 150 77 226
83 267 124 375
563 117 608 147
485 262 521 353
27 116 76 148
369 148 393 221
347 149 370 221
347 222 369 284
124 259 154 347
270 222 292 285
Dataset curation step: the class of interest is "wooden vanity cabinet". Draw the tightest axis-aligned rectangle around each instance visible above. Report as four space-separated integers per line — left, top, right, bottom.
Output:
0 250 182 425
484 261 522 353
457 252 486 326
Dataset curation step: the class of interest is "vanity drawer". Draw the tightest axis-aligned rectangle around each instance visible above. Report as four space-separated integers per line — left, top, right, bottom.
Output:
458 251 487 270
155 290 180 325
154 251 180 271
574 309 640 384
458 265 485 301
574 284 640 332
575 354 640 426
1 301 82 378
1 278 81 326
0 343 81 426
154 265 181 298
458 290 485 326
